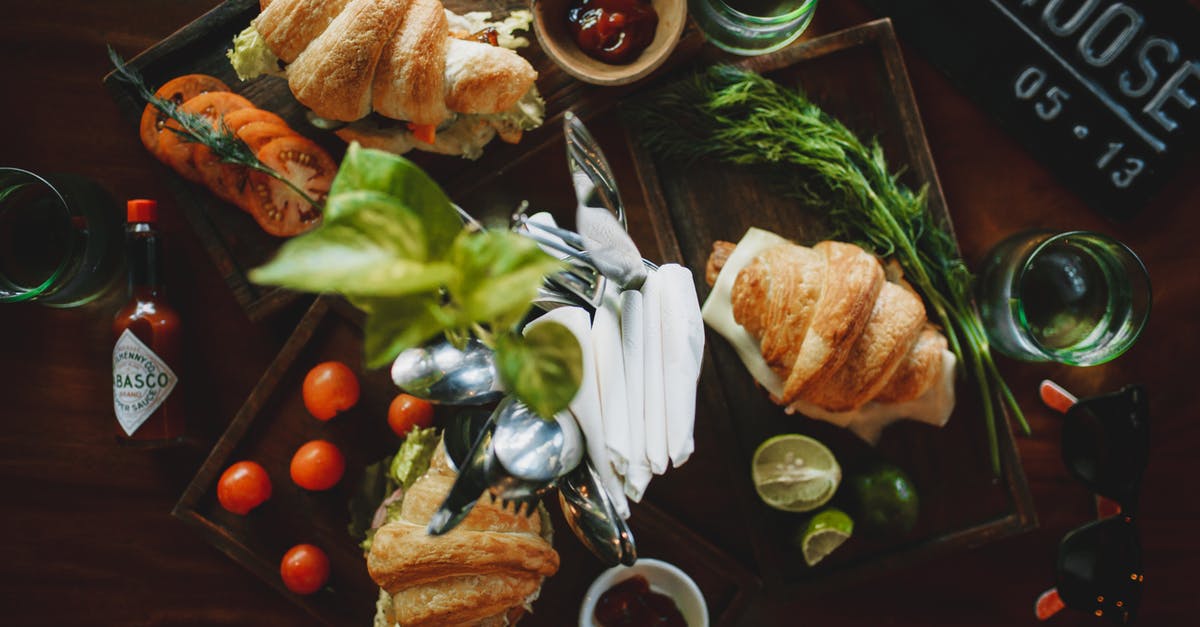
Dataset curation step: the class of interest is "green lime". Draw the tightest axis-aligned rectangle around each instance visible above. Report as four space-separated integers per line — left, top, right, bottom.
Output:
798 507 854 566
751 434 841 512
848 463 919 537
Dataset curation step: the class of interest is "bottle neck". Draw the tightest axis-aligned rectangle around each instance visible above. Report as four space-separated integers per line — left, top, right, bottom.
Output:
126 222 162 296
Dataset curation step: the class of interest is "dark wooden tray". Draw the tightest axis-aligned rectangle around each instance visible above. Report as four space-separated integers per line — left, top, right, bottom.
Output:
102 0 703 321
623 19 1037 596
173 296 758 626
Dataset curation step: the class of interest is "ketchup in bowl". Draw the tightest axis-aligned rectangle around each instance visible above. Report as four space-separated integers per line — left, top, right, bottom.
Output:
594 574 687 626
567 0 659 65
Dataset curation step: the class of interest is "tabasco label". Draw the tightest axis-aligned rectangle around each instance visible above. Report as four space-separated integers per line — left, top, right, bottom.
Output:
112 328 178 436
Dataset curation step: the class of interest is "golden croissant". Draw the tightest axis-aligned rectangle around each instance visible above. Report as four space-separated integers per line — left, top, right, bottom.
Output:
254 0 537 124
707 239 948 413
367 444 558 627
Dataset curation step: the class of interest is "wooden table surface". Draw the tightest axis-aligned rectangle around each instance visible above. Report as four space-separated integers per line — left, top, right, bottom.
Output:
2 1 1197 625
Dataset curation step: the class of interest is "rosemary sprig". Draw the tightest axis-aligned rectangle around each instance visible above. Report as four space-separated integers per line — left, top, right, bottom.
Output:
626 66 1027 474
107 46 319 208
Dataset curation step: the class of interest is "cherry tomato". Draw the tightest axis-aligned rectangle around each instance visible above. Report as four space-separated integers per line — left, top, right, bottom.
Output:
302 361 360 421
387 393 435 438
216 460 272 515
279 543 330 595
290 440 345 491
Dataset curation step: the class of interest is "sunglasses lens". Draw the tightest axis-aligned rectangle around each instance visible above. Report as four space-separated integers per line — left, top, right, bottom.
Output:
1058 517 1143 623
1063 386 1148 508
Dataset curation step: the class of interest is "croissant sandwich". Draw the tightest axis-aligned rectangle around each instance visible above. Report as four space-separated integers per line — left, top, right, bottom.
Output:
366 440 559 627
702 228 957 443
229 0 544 159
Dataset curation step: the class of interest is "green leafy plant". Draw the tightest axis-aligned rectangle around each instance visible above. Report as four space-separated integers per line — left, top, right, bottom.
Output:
251 144 582 417
625 66 1027 473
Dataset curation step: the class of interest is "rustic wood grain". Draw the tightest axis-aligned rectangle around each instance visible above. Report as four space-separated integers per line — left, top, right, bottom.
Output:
1 1 1198 626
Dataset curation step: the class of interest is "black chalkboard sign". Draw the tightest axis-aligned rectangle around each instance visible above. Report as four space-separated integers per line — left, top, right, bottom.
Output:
862 0 1200 219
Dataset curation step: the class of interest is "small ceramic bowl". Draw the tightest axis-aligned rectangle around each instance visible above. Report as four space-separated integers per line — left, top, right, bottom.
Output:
532 0 687 86
578 558 709 626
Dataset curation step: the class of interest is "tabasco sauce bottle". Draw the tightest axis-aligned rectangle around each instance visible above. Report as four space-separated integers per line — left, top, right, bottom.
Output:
111 199 183 445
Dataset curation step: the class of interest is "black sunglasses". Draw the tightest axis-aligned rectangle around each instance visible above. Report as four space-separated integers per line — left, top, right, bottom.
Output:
1035 381 1149 624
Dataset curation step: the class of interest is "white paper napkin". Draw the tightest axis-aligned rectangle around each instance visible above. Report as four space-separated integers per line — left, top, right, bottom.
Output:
641 270 669 474
593 290 629 476
619 289 652 501
657 264 704 467
526 306 631 519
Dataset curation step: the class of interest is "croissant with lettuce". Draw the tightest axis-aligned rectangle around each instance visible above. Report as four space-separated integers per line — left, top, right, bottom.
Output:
229 0 544 158
367 443 558 626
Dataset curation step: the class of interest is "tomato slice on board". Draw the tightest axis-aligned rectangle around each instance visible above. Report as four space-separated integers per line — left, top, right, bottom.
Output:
182 92 257 187
139 74 229 156
235 121 296 153
222 107 290 135
245 135 334 237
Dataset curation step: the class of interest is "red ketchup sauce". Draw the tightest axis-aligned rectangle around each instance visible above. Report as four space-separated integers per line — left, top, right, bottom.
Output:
593 575 687 627
567 0 659 65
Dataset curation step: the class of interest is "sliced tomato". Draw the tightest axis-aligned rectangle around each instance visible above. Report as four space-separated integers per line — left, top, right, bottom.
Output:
139 74 229 156
245 135 334 237
222 107 290 135
407 123 437 145
236 121 296 153
160 92 255 184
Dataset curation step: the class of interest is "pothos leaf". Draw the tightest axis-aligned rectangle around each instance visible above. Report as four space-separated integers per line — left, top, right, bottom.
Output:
357 294 454 369
448 229 564 330
495 323 583 419
329 144 461 254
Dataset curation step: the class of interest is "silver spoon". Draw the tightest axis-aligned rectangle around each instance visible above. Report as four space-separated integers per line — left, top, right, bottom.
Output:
558 460 638 567
390 337 504 405
493 399 585 483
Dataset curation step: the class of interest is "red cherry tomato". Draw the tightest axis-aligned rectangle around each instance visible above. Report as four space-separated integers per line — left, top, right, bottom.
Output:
280 543 330 595
302 361 360 421
387 393 435 438
290 440 345 491
217 460 273 515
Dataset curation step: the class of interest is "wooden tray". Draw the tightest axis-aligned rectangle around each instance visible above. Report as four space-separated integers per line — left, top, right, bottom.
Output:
174 296 758 626
623 19 1037 596
102 0 704 321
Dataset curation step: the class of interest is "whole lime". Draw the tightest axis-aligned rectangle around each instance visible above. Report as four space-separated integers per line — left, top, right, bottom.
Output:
848 463 919 537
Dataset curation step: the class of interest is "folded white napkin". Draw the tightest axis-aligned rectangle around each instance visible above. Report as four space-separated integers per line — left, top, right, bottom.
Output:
527 306 631 519
657 264 704 467
593 289 629 476
640 270 669 475
619 289 652 501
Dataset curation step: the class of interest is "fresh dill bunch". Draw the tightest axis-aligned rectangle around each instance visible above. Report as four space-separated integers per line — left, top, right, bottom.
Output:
626 65 1026 473
107 46 319 208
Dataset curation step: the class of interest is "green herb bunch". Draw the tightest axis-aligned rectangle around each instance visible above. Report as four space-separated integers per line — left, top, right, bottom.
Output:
626 66 1026 472
107 46 318 207
251 144 582 419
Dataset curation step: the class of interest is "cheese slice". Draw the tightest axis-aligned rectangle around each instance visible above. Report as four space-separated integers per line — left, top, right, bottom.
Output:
700 228 956 444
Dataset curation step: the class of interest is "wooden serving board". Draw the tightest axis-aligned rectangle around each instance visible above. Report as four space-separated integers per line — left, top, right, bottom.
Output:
102 0 704 321
174 296 758 626
622 19 1037 595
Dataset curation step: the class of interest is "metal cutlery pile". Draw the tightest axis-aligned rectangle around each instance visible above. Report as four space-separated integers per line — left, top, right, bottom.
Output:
391 112 648 566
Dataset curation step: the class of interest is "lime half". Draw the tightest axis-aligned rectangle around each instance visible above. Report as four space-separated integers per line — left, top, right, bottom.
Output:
799 507 854 566
751 434 841 512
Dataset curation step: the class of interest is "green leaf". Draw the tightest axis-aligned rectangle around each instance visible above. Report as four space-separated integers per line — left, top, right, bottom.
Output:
249 216 459 297
449 230 564 331
325 190 429 258
358 294 453 369
330 143 462 254
495 323 583 419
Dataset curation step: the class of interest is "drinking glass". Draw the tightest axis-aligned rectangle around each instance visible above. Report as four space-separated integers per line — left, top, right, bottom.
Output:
0 167 124 307
689 0 818 55
976 230 1150 366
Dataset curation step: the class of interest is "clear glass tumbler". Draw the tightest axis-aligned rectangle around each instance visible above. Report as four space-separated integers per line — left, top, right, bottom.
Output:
689 0 818 55
0 167 124 307
976 230 1150 366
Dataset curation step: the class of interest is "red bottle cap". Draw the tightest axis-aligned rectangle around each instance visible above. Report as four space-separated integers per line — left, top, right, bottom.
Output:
127 199 158 223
